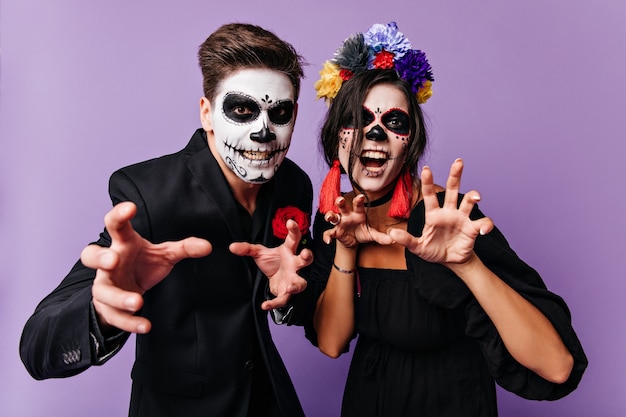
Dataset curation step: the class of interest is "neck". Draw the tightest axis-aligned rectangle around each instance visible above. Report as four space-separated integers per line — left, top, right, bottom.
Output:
207 133 261 214
364 188 395 208
232 183 261 215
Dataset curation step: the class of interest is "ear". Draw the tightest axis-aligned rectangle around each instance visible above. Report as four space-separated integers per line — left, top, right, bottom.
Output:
199 97 213 132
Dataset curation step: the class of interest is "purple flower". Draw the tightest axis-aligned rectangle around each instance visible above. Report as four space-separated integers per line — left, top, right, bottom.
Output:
395 49 434 94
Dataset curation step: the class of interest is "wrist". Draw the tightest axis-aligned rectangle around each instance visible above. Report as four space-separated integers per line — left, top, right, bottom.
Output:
444 252 482 280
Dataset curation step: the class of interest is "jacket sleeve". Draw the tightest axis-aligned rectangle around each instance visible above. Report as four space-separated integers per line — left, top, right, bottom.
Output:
407 197 587 400
19 169 145 380
465 224 588 400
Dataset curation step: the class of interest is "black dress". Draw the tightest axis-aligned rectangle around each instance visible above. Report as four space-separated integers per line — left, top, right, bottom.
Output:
305 194 587 417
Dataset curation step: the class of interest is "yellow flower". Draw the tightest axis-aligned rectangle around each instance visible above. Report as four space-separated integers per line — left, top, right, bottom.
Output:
314 61 343 104
416 80 433 104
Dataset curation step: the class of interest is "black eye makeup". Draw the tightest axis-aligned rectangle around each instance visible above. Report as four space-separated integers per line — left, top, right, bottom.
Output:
267 100 294 125
222 93 260 123
362 107 375 126
340 108 375 130
381 108 410 135
222 93 294 125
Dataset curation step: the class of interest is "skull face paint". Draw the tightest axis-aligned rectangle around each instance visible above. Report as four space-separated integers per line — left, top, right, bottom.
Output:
338 83 411 199
210 69 295 183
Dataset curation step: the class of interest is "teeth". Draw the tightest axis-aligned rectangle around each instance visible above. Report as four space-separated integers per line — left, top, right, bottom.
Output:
243 150 272 160
361 150 387 160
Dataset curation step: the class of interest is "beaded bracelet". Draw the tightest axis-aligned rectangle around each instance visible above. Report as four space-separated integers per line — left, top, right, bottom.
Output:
333 262 355 274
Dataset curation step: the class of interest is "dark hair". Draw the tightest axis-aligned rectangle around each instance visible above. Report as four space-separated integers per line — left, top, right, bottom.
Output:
198 23 305 102
320 69 428 181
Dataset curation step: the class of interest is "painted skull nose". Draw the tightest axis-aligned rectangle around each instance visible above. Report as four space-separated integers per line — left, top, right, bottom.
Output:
250 124 276 143
365 125 387 142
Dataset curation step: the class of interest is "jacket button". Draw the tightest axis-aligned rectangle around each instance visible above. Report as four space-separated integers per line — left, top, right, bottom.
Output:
244 360 254 371
62 348 81 364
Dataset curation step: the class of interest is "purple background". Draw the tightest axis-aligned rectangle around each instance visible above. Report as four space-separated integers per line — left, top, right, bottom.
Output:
1 1 625 416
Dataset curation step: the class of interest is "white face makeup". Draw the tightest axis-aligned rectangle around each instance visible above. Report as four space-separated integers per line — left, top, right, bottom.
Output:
338 83 411 198
210 69 295 183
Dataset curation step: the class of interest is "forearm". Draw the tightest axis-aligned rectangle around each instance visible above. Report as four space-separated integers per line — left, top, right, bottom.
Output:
20 279 95 379
313 245 357 358
448 253 574 383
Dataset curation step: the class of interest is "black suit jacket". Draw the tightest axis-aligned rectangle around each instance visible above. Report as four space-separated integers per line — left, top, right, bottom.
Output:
20 129 314 417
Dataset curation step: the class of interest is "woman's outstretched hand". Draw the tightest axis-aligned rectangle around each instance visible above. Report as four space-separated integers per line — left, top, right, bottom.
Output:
323 194 394 249
389 159 494 265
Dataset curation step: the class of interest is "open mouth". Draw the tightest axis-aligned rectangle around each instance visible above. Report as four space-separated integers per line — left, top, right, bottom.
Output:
242 150 275 161
359 150 389 175
224 141 288 164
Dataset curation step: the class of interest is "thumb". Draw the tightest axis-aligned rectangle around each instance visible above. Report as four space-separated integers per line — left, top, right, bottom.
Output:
229 241 260 257
176 237 212 260
387 228 417 251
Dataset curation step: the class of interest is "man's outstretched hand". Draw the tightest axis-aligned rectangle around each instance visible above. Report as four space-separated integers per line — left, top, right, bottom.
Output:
230 219 312 311
81 202 212 334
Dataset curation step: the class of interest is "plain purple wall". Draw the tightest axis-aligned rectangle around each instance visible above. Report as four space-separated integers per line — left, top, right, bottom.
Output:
1 1 625 416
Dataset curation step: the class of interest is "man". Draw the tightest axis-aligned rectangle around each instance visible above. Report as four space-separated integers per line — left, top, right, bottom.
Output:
20 23 313 417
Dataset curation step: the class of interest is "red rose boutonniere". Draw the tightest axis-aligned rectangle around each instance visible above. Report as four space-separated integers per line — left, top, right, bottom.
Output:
272 206 310 242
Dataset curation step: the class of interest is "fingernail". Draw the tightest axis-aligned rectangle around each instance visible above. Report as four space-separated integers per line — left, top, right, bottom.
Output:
137 324 147 333
124 297 137 308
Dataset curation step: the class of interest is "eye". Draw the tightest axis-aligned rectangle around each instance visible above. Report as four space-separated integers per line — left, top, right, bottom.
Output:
362 107 375 126
268 100 294 125
382 109 410 135
222 93 260 123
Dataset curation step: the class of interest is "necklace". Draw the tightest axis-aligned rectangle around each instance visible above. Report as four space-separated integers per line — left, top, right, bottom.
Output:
364 188 394 208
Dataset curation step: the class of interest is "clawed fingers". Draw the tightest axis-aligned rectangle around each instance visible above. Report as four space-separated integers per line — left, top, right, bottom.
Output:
443 158 463 209
261 293 291 311
94 301 152 334
352 194 366 212
262 277 307 311
283 219 303 251
387 228 419 253
298 248 314 268
459 190 481 216
92 277 150 334
420 166 439 212
180 237 213 259
325 211 341 226
81 244 119 270
104 202 138 243
476 216 495 236
322 228 337 245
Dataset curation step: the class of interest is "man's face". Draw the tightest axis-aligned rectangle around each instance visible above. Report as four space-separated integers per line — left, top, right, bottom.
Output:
207 68 296 183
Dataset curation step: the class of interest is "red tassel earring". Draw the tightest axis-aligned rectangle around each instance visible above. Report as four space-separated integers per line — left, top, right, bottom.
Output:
388 169 413 219
319 160 342 214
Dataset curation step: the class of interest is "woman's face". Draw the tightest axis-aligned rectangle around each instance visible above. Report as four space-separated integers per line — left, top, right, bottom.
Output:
338 83 411 199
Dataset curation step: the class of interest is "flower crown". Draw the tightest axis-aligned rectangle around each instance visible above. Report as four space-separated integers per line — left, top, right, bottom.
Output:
314 22 434 105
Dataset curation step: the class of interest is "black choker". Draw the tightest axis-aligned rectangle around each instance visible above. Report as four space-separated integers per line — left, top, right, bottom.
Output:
364 189 394 208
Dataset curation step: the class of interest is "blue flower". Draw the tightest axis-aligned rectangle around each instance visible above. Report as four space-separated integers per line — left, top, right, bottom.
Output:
364 22 411 59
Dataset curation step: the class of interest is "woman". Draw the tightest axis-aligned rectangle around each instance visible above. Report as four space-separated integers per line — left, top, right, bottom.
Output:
306 22 587 416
